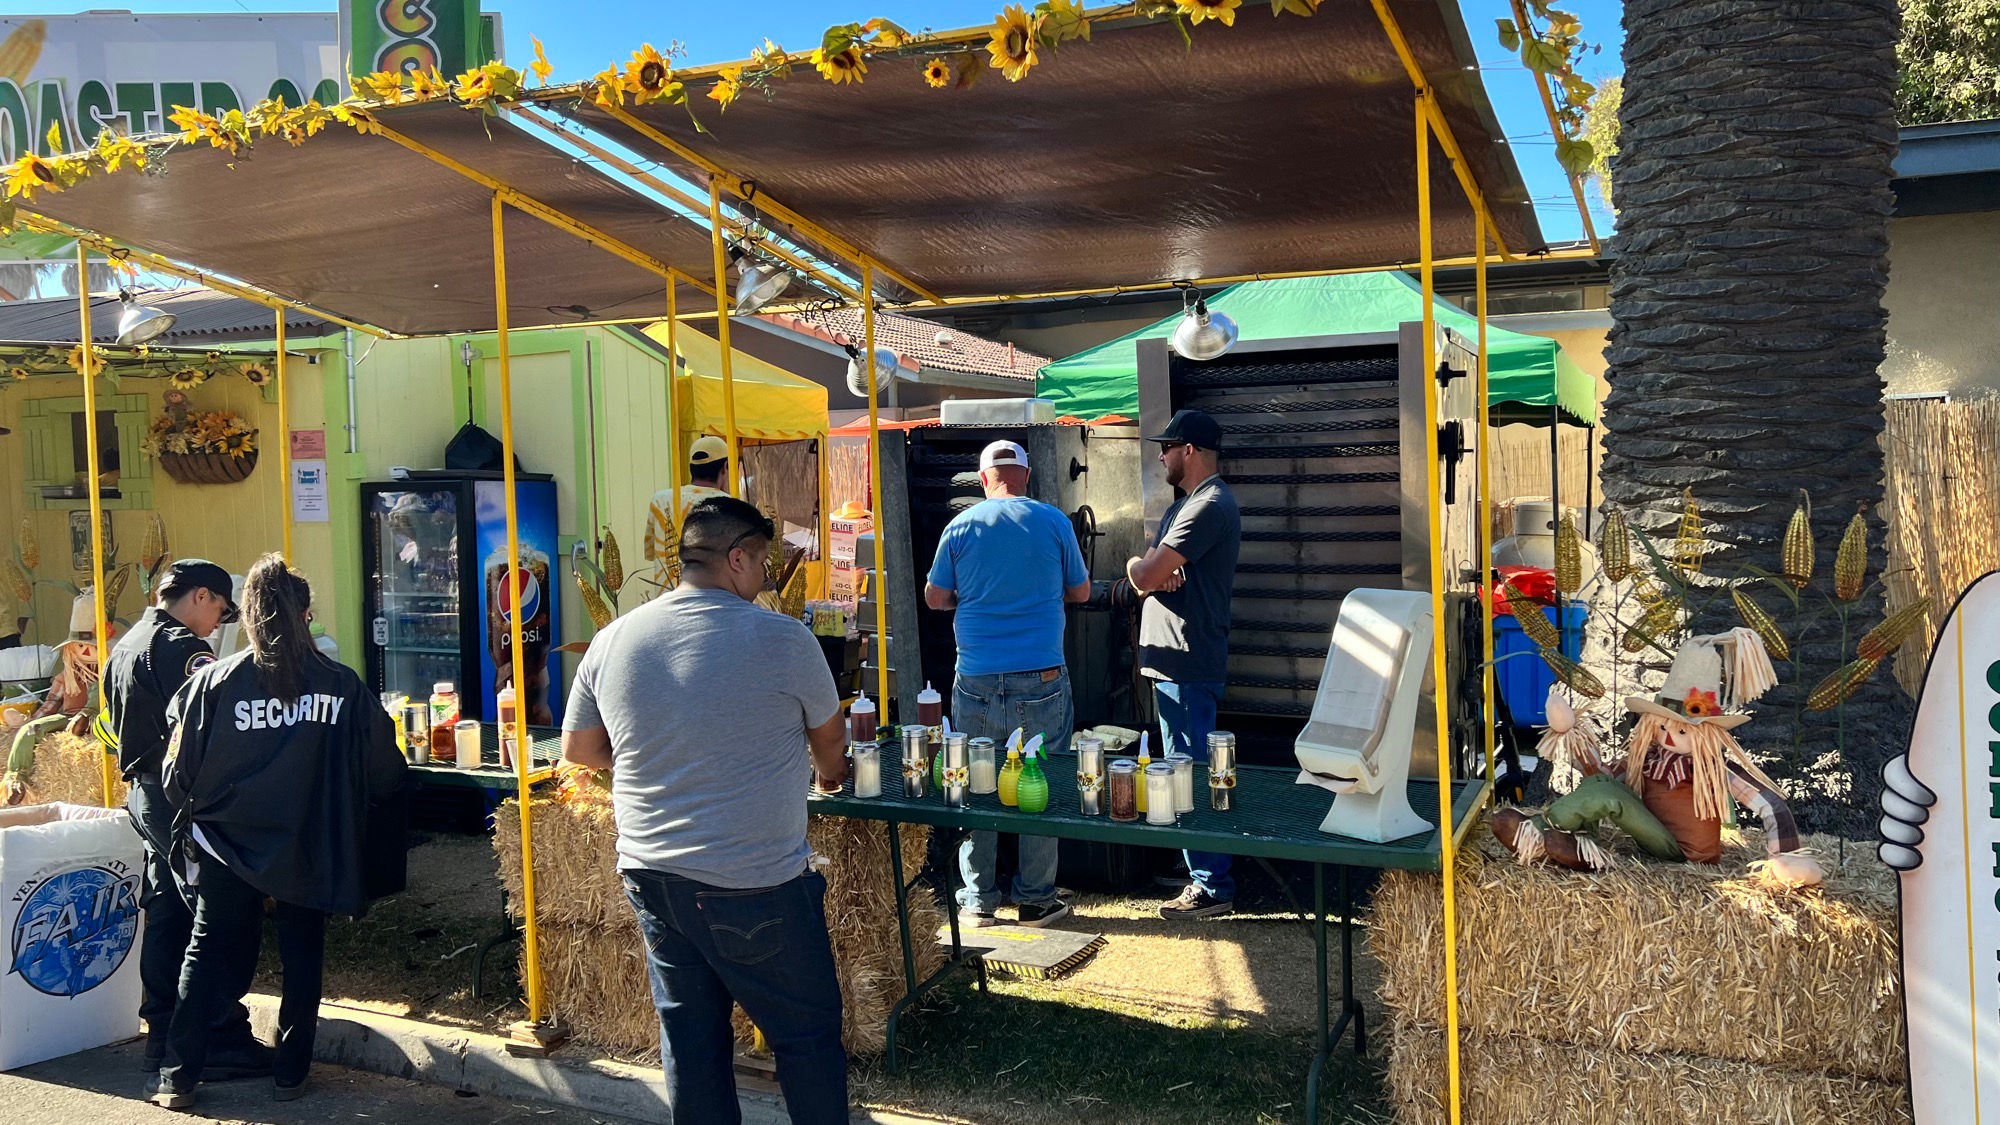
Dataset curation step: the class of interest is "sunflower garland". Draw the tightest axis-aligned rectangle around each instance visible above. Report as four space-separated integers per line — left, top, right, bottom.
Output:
923 59 953 88
65 345 106 379
239 362 273 387
811 45 869 86
1175 0 1243 26
168 368 206 390
987 5 1042 82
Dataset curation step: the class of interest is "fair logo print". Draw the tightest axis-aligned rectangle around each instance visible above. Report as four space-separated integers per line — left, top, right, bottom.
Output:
9 863 141 997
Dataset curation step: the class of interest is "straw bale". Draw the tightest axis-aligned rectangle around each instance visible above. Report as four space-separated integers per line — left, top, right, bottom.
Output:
493 794 944 1059
1371 828 1903 1083
16 730 127 808
1385 1023 1910 1125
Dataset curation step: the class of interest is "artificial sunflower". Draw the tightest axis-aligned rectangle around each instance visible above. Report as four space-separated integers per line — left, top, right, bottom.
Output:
222 429 257 459
408 68 450 100
203 351 223 366
625 44 672 100
986 5 1041 82
709 65 744 109
6 366 28 381
454 67 496 104
1175 0 1242 25
811 45 868 86
923 59 952 88
4 153 57 199
239 362 273 387
65 345 105 378
168 368 207 390
590 62 628 110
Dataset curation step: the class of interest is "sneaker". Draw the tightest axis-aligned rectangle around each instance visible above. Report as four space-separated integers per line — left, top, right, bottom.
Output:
145 1077 198 1111
274 1077 309 1102
957 909 997 930
1015 900 1071 928
203 1040 276 1082
1158 885 1233 920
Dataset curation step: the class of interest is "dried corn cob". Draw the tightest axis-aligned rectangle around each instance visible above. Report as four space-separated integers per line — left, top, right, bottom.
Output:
1857 599 1931 662
102 563 130 614
3 558 30 605
1505 586 1560 648
1554 513 1583 595
1731 588 1790 661
1674 489 1704 575
1781 490 1813 588
1835 506 1868 601
762 505 784 587
17 516 38 572
1624 597 1681 653
575 571 614 630
0 21 47 86
1598 508 1631 582
1540 647 1604 698
600 529 624 595
1806 655 1880 711
139 512 167 572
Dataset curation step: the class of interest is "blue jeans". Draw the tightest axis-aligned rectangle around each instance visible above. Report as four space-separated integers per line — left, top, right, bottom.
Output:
953 668 1072 913
621 868 848 1125
1155 679 1235 901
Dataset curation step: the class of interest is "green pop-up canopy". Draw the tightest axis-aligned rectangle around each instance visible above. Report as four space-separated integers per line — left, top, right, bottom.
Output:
1035 271 1597 425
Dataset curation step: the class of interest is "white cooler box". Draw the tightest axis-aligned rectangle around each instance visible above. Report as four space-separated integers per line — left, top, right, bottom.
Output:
0 803 144 1071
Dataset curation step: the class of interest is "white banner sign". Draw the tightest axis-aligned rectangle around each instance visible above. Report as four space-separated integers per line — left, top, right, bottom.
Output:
0 14 338 165
1880 569 2000 1123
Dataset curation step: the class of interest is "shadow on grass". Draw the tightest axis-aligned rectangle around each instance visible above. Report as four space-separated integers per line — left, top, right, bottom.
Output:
852 975 1390 1125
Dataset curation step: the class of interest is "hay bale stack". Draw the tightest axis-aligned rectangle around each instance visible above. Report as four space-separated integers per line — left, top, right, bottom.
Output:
1387 1026 1909 1125
494 794 943 1060
1372 828 1906 1124
16 730 126 808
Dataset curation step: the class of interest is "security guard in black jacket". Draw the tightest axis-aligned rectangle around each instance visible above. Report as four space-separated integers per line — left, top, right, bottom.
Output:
99 559 270 1077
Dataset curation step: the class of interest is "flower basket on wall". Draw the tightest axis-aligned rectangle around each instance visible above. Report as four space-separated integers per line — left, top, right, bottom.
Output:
158 450 257 485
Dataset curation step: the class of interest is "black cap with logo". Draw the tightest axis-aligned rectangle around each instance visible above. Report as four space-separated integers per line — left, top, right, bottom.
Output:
1146 408 1224 452
158 559 239 622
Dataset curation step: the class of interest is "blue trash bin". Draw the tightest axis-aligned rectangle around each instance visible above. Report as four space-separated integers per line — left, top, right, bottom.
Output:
1492 603 1587 727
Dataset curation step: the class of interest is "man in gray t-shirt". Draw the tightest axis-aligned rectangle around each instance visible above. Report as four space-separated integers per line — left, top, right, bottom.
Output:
561 497 849 1125
1126 409 1242 920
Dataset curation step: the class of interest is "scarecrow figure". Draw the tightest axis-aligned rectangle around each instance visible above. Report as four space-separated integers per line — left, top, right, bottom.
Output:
2 590 113 805
1491 630 1824 888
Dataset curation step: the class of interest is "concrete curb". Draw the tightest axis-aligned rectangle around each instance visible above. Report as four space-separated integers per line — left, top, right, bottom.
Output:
244 995 935 1124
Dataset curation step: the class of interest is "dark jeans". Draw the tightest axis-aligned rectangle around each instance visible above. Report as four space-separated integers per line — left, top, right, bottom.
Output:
1155 680 1235 901
622 867 848 1125
127 777 252 1044
162 848 326 1089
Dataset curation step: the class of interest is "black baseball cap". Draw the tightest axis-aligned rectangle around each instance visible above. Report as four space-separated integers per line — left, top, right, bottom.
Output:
159 559 239 622
1146 408 1224 452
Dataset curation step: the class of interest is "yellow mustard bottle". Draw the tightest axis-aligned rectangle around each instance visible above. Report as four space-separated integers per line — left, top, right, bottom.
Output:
998 748 1025 807
1135 732 1152 815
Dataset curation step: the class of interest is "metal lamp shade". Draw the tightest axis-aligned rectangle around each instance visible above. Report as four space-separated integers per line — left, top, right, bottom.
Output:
844 345 901 397
115 296 176 345
733 264 794 315
1170 301 1238 362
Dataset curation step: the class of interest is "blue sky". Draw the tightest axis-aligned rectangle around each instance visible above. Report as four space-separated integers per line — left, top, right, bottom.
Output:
3 0 1624 243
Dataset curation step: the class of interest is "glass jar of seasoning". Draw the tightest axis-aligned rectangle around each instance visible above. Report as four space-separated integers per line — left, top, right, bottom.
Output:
1145 763 1176 825
1075 735 1105 816
1168 753 1196 814
1108 759 1139 822
1208 731 1237 811
969 737 998 794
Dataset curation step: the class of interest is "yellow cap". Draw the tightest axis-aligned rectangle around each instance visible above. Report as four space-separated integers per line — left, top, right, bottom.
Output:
689 435 729 465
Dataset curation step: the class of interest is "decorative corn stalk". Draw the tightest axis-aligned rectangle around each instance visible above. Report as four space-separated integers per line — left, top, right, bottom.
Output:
1781 490 1813 587
3 558 29 605
1597 507 1632 582
1505 585 1561 648
1834 505 1868 601
1540 647 1605 698
1674 489 1704 576
599 529 624 595
1856 599 1930 662
102 563 131 614
575 570 614 630
1553 513 1583 596
17 516 38 571
1624 596 1681 653
1807 656 1880 711
1731 588 1790 661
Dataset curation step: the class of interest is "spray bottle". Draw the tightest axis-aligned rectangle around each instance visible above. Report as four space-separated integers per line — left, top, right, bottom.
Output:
998 728 1026 807
1015 734 1050 814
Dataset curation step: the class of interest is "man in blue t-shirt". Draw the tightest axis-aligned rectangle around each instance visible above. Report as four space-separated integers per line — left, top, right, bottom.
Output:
925 440 1091 928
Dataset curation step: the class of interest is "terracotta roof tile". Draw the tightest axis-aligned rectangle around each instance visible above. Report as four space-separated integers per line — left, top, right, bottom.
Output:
757 307 1047 382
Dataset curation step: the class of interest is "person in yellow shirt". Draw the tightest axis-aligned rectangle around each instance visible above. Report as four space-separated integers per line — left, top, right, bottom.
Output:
645 436 732 588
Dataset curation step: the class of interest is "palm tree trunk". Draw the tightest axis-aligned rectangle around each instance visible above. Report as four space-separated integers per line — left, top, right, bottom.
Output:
1600 0 1905 835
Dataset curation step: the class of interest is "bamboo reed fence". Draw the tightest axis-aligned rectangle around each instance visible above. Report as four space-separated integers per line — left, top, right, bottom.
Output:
1882 395 2000 694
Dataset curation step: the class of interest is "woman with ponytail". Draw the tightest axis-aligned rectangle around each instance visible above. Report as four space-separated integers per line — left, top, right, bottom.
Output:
148 554 406 1110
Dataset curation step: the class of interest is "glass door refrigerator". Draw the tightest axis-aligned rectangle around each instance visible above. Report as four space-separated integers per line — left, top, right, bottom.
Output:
361 471 564 725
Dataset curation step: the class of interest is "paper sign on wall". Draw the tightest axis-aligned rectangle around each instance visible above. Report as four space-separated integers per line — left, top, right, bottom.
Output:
289 429 326 460
291 459 328 523
1878 569 2000 1122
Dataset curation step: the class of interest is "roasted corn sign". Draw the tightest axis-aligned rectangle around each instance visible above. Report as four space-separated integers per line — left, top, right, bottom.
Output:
0 14 339 166
340 0 491 90
1878 570 2000 1121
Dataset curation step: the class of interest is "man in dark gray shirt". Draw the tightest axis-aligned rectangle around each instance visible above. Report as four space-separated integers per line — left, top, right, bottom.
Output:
1126 409 1242 919
562 497 850 1125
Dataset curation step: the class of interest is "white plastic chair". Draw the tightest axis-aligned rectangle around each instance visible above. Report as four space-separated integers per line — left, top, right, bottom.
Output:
1293 588 1434 843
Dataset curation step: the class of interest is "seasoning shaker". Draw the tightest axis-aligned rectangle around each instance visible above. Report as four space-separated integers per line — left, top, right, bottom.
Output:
941 732 970 809
969 737 998 794
852 743 882 798
1167 753 1195 814
901 725 933 799
1208 731 1237 811
1144 763 1176 825
1108 759 1139 822
1075 735 1105 816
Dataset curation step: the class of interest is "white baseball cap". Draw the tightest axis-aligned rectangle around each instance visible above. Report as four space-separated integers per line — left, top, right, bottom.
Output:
978 440 1029 472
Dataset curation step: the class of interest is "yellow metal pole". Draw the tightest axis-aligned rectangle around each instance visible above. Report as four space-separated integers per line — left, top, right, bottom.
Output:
1476 215 1497 802
275 310 292 563
864 263 889 711
77 249 113 809
665 282 684 533
1419 97 1466 1125
706 178 743 497
492 194 546 1026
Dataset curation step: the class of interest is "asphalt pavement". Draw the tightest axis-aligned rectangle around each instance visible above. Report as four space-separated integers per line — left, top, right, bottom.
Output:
0 1037 645 1125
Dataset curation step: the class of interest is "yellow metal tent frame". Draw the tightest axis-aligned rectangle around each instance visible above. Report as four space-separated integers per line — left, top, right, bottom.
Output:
49 2 1572 1110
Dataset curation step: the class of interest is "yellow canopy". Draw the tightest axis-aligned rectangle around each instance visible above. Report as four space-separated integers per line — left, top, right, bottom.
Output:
644 322 827 443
